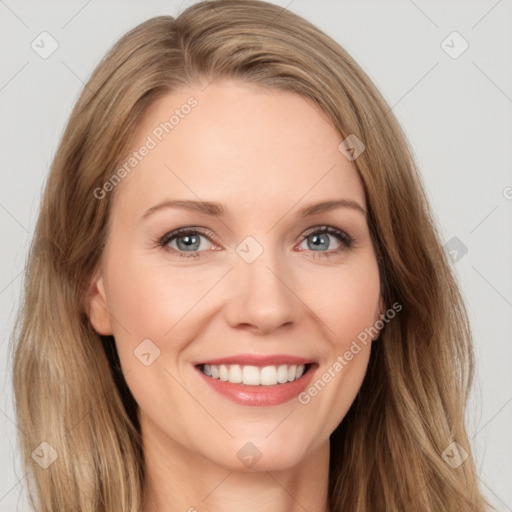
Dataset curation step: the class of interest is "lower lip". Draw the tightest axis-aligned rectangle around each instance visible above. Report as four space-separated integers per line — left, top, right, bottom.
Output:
195 364 317 406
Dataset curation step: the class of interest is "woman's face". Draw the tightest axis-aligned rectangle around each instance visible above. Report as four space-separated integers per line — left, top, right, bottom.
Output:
88 79 384 472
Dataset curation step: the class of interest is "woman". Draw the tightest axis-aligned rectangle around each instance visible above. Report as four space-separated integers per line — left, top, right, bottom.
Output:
11 0 492 510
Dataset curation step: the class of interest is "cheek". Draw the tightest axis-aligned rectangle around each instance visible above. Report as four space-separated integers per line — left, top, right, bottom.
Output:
105 254 211 346
297 261 380 433
103 256 206 417
106 247 381 354
301 255 381 346
105 231 381 358
303 257 380 422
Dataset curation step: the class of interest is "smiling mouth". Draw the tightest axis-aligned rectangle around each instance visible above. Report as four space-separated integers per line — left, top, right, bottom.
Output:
195 363 315 386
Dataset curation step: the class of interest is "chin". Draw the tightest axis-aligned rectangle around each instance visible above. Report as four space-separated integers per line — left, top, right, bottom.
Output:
204 436 313 473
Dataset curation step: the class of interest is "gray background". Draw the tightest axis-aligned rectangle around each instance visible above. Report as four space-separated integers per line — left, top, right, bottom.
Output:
1 0 511 510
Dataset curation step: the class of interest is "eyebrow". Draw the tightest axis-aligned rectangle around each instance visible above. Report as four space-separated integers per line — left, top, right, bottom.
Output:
140 198 367 221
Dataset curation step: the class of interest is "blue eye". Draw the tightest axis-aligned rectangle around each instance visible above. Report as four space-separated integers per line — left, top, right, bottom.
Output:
158 225 354 259
159 227 213 258
298 226 353 258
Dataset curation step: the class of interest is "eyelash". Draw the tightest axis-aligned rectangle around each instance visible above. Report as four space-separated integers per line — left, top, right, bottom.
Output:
157 225 355 260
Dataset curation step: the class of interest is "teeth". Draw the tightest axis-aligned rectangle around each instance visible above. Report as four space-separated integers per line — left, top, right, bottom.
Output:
219 364 229 381
261 366 276 385
287 364 297 381
243 365 260 385
228 364 243 383
201 363 307 386
277 364 289 383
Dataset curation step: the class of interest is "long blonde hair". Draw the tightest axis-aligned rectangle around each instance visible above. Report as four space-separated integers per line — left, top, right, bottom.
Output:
11 1 492 510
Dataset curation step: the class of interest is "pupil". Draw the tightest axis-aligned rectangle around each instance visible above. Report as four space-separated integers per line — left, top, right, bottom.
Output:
310 234 328 251
178 234 199 251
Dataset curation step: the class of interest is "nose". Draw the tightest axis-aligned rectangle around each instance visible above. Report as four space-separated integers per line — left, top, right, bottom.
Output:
223 248 298 335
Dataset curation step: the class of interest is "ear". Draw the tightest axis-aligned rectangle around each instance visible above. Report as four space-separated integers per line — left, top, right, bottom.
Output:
371 296 387 341
86 268 113 335
378 296 386 317
373 295 386 321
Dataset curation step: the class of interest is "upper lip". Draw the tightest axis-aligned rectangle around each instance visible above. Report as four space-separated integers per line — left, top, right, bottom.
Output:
194 353 315 367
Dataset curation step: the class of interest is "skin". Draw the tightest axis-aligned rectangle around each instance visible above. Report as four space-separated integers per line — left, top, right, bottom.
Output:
87 79 384 512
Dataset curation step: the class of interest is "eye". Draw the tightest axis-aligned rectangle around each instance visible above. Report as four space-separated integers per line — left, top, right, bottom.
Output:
158 225 354 259
297 225 354 258
158 227 216 259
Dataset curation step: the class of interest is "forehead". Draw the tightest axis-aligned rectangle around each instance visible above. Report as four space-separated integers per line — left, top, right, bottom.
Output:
113 80 366 217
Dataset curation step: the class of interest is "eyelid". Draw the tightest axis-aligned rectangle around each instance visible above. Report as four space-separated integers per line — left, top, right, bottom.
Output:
158 224 355 255
300 224 351 240
159 226 221 247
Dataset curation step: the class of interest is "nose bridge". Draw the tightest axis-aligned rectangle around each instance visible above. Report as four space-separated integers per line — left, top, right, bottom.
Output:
225 234 297 333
